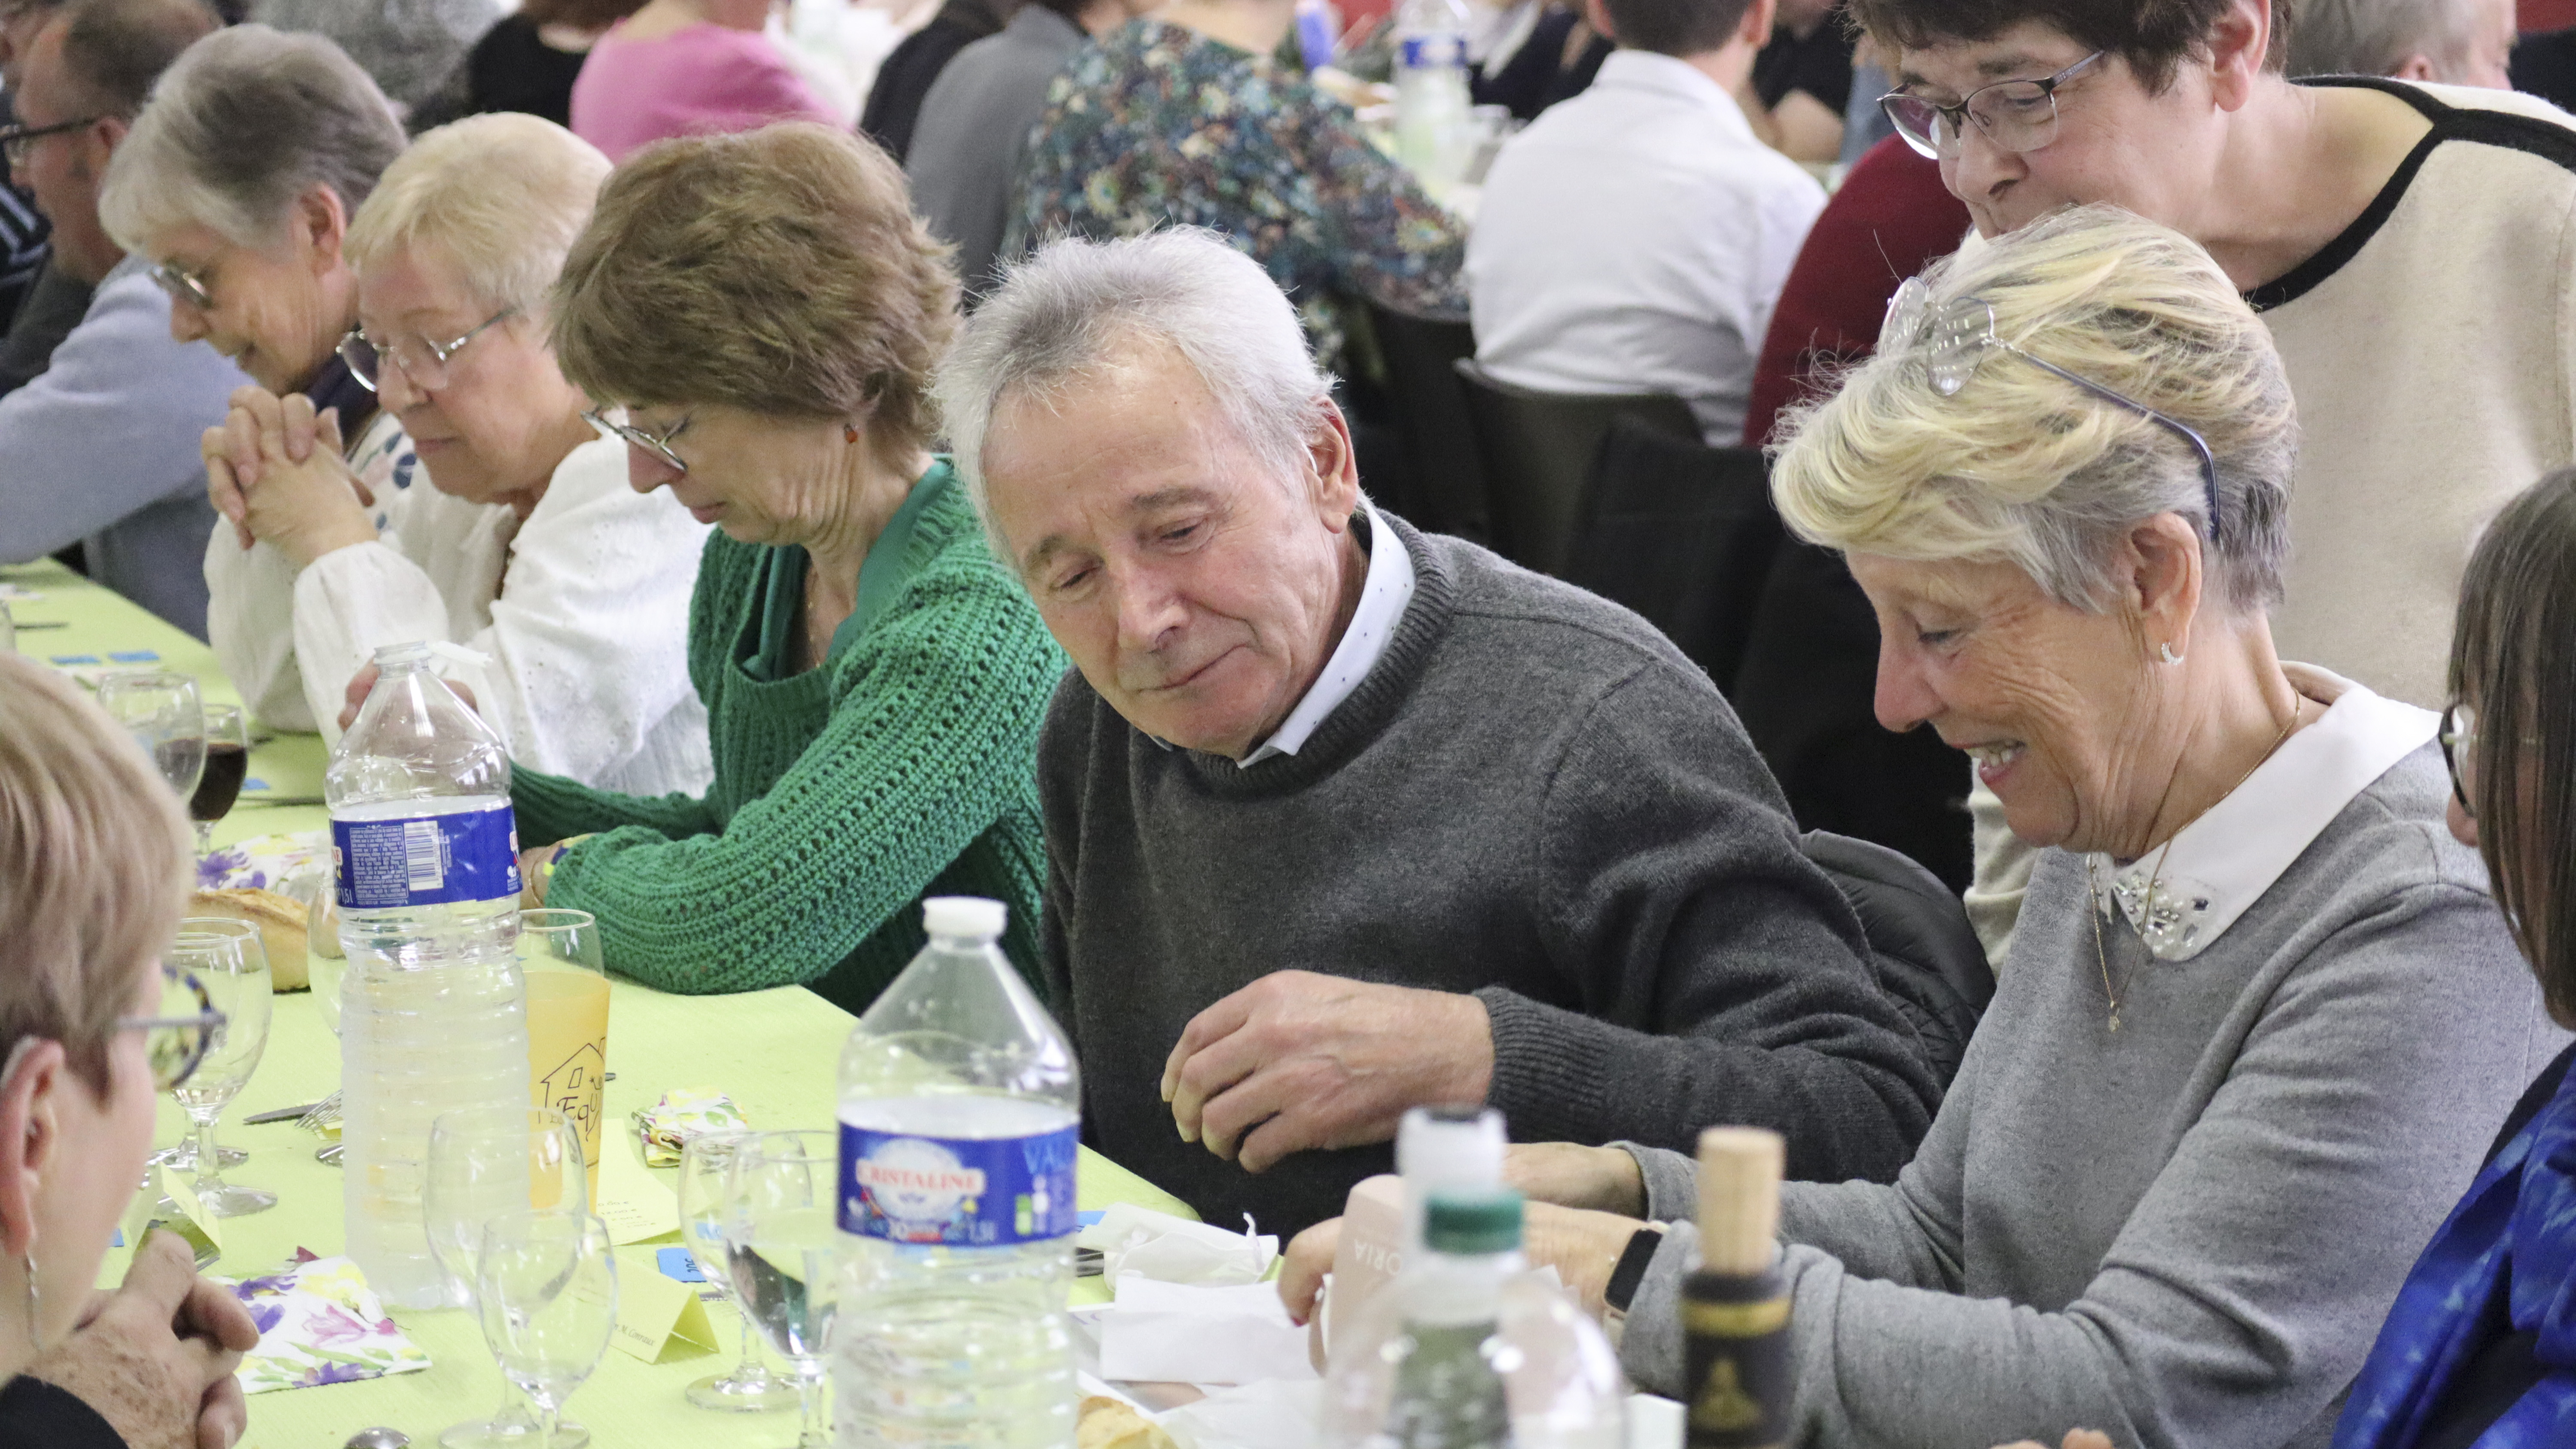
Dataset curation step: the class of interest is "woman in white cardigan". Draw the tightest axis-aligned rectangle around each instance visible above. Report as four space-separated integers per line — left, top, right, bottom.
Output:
199 114 714 798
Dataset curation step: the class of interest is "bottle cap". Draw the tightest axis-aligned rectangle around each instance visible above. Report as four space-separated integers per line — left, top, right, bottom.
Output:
1397 1105 1505 1191
1422 1188 1522 1255
922 896 1008 940
1694 1127 1783 1276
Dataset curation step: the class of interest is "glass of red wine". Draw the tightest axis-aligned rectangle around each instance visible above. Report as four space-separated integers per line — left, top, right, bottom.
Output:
190 703 250 857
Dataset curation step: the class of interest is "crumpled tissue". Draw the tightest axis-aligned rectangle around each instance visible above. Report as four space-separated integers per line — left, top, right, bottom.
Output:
1098 1276 1319 1385
1076 1203 1277 1285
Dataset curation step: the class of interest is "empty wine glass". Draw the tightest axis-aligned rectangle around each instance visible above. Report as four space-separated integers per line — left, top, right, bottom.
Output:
427 1105 591 1449
474 1209 616 1449
724 1130 841 1449
679 1131 798 1413
188 703 249 857
165 926 273 1215
96 671 205 802
150 916 261 1174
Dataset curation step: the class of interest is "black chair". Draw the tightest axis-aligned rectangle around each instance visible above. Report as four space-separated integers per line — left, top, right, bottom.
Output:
1798 829 1991 1090
1730 541 1975 893
1364 302 1492 544
1561 419 1784 690
1451 359 1698 576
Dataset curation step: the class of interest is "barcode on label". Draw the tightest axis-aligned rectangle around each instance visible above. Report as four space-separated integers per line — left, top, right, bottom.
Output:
402 820 444 891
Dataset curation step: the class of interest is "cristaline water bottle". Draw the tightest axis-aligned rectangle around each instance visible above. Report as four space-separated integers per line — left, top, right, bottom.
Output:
834 897 1081 1449
1394 0 1474 186
328 641 532 1309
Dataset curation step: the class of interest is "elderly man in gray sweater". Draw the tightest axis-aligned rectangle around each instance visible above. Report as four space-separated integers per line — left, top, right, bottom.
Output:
936 228 1942 1236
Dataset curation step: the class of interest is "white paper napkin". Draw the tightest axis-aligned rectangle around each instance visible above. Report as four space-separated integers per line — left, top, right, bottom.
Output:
1098 1276 1319 1385
1076 1203 1278 1286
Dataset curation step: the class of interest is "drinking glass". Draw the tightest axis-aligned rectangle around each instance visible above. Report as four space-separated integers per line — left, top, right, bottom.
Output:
96 671 204 802
474 1209 616 1449
188 703 249 856
724 1130 841 1449
166 926 273 1215
518 910 609 1203
150 915 260 1173
679 1132 798 1413
427 1105 591 1449
0 596 15 653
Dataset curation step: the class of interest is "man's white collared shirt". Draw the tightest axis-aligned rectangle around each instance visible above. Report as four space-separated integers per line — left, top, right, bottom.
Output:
1464 48 1827 446
1239 504 1416 767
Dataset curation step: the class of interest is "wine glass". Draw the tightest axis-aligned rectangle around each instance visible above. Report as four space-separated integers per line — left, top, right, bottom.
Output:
188 703 249 857
679 1131 798 1413
474 1209 617 1449
724 1130 841 1449
427 1105 591 1449
165 926 274 1215
96 671 205 802
150 917 261 1173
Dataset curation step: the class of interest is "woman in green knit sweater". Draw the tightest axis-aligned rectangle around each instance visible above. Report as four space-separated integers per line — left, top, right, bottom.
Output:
512 122 1063 1011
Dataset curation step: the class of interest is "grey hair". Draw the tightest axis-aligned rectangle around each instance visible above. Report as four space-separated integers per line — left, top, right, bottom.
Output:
2287 0 2481 79
97 24 405 256
933 228 1335 568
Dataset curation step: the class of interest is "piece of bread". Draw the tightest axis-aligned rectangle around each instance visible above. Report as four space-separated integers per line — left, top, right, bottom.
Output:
187 888 310 990
1078 1396 1177 1449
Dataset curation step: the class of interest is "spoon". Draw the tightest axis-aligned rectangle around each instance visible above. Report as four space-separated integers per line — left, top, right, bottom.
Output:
344 1431 410 1449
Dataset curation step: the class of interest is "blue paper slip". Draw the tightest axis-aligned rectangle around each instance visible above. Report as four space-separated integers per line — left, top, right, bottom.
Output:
242 779 268 792
107 650 160 663
49 654 97 665
656 1246 705 1283
1079 1210 1105 1227
110 1229 122 1248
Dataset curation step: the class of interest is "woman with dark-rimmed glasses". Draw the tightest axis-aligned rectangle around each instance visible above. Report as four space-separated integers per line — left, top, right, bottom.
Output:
0 652 262 1449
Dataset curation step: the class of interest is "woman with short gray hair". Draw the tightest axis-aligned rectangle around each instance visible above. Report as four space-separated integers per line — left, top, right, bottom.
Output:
1347 205 2564 1447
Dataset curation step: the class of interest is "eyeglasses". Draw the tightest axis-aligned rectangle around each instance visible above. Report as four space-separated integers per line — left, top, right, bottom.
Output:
0 112 100 167
115 963 228 1093
2440 702 2479 816
583 407 690 476
1881 51 2103 161
1881 276 2223 540
337 309 515 393
148 260 214 311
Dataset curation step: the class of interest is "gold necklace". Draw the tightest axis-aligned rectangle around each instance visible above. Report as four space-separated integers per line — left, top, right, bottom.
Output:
2088 698 2304 1033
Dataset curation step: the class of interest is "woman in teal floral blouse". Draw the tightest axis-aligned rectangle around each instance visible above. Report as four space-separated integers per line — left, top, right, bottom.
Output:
1009 0 1467 370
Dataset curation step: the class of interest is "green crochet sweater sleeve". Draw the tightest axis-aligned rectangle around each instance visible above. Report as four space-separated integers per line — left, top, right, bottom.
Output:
539 540 1064 995
515 770 721 846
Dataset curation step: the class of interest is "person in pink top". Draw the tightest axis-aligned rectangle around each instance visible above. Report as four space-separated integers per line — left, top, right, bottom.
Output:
568 0 839 161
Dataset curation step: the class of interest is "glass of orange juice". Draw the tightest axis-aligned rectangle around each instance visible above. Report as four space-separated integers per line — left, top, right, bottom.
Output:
519 909 610 1201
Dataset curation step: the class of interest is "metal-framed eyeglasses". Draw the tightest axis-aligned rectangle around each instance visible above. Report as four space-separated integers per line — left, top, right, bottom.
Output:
1881 50 2102 161
148 260 215 312
2439 702 2479 815
583 408 690 476
1881 276 2223 539
116 962 228 1093
0 112 100 167
337 309 516 394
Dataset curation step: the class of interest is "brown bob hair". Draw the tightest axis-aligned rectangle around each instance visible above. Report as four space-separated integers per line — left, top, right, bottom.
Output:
550 123 959 454
1848 0 2297 93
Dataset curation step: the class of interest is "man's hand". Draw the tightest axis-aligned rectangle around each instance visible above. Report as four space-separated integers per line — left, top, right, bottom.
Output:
1160 972 1494 1173
207 386 374 567
1277 1202 1643 1326
30 1230 260 1449
1504 1142 1646 1216
337 662 478 732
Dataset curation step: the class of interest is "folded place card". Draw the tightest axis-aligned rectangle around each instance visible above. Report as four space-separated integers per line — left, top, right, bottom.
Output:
595 1134 680 1245
231 1251 432 1393
156 1166 222 1253
611 1255 718 1363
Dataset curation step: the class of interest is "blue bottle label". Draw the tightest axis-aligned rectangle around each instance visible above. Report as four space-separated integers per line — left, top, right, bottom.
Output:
332 803 522 908
839 1123 1080 1246
1400 34 1461 68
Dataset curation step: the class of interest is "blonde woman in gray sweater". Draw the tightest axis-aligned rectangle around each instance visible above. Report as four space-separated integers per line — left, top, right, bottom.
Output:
1280 204 2563 1449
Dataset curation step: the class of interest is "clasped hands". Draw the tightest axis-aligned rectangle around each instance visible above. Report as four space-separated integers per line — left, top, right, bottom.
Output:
200 384 377 567
31 1230 261 1449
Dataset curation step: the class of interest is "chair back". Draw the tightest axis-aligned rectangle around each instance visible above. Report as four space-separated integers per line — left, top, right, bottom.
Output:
1562 419 1783 690
1798 829 1991 1090
1364 302 1492 543
1451 358 1698 575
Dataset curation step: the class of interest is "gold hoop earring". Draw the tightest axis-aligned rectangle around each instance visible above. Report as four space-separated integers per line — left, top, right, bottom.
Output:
23 1249 39 1355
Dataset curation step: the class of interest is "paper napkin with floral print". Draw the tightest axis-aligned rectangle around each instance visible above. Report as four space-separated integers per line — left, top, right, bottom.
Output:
231 1250 431 1393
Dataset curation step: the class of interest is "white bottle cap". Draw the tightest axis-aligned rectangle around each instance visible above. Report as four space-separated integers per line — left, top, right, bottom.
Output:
922 896 1008 941
1396 1105 1504 1191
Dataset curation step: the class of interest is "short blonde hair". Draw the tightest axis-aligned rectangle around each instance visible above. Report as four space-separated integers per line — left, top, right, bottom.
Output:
346 114 610 321
0 658 192 1094
1773 205 2297 616
550 123 958 451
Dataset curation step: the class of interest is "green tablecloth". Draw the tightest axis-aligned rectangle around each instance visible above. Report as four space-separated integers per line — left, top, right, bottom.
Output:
4 559 1198 1449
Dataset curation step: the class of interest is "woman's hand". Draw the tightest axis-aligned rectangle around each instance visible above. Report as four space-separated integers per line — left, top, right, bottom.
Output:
28 1231 260 1449
1504 1142 1646 1216
337 663 478 733
1279 1200 1648 1326
204 386 375 567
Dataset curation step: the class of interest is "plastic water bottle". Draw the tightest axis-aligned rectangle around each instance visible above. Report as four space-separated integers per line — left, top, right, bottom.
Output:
1394 0 1474 188
328 641 532 1309
833 897 1081 1449
1324 1188 1626 1449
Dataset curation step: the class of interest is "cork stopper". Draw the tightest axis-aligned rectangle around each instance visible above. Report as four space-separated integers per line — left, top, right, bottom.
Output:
1694 1127 1784 1276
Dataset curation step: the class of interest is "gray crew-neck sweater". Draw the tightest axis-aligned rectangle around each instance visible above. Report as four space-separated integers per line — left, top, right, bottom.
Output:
1619 744 2562 1449
1036 513 1942 1237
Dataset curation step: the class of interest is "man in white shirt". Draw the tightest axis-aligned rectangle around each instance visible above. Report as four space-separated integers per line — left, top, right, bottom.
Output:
1466 0 1826 445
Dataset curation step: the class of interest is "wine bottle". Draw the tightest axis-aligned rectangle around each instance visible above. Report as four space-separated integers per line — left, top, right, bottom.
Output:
1681 1127 1790 1449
